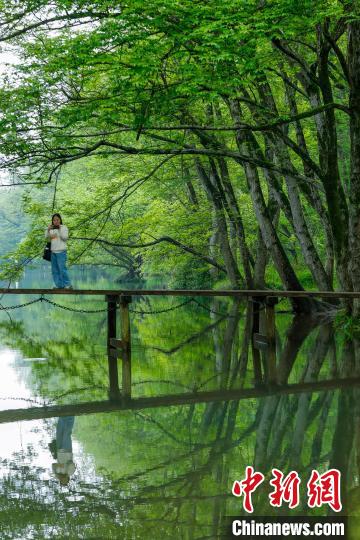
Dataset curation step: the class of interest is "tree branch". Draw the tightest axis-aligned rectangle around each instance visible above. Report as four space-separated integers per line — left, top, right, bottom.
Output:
71 236 227 273
0 10 121 42
12 140 320 186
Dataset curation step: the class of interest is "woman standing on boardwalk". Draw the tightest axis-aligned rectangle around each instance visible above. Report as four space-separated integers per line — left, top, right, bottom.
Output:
45 213 72 289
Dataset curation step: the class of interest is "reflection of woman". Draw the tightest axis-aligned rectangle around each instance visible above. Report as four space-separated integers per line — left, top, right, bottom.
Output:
50 416 76 486
45 213 72 289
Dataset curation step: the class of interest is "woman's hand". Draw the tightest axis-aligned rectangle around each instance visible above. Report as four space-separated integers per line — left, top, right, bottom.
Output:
47 224 52 231
50 235 56 240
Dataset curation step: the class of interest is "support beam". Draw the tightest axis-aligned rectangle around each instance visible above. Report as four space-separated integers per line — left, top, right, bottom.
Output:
251 298 264 385
265 297 278 384
106 294 120 399
120 295 132 399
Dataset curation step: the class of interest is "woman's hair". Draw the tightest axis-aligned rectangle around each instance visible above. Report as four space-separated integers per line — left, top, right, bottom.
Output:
52 213 63 224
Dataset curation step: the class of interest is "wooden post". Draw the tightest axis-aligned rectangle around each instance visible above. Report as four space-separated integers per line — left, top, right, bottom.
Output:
120 295 132 400
251 298 263 386
106 294 120 399
265 296 278 385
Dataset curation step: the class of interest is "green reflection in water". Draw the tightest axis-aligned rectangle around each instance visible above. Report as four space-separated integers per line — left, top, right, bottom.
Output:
0 267 359 539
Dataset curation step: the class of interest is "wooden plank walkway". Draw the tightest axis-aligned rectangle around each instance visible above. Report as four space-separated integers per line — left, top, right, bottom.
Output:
0 288 360 298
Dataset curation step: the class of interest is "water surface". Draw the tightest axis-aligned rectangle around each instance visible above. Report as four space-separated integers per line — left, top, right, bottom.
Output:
0 266 359 539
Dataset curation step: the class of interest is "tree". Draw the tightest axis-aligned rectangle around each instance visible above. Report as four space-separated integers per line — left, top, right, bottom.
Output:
0 1 359 312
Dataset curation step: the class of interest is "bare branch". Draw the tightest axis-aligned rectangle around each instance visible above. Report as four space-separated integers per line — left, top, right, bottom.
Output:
71 236 227 273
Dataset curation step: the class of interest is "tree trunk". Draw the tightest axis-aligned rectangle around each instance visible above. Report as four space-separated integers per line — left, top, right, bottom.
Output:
190 124 254 288
228 98 312 312
209 209 221 281
195 159 242 288
348 19 360 314
283 76 335 283
257 83 332 290
316 25 351 292
215 157 254 287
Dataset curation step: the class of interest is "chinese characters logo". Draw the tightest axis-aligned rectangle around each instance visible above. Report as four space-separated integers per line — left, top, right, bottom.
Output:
232 467 342 513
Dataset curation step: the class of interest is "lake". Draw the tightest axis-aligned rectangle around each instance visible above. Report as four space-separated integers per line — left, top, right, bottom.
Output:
0 265 359 538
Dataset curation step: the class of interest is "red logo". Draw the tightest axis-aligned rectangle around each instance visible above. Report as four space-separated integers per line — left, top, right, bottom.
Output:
269 468 301 509
232 468 342 513
232 466 265 513
307 469 342 512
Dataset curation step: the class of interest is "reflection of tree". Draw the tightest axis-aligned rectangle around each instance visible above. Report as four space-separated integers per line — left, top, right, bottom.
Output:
249 317 360 523
254 316 324 472
289 324 333 469
329 340 356 515
276 314 319 385
0 318 110 403
0 303 359 535
147 315 228 355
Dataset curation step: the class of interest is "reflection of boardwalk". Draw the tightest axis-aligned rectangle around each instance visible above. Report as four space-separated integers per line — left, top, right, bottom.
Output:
0 375 360 424
1 288 360 427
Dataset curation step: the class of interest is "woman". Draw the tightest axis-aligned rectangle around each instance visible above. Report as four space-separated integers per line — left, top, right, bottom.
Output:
50 416 76 486
45 213 72 289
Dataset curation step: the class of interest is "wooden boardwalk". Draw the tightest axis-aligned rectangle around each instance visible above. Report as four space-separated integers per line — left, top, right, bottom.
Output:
1 288 360 298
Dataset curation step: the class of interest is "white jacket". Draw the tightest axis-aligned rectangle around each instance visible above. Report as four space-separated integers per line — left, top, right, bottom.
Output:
45 225 69 253
52 450 76 476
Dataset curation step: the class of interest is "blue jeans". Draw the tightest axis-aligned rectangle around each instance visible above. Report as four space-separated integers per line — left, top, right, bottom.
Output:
56 416 75 452
51 250 71 288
